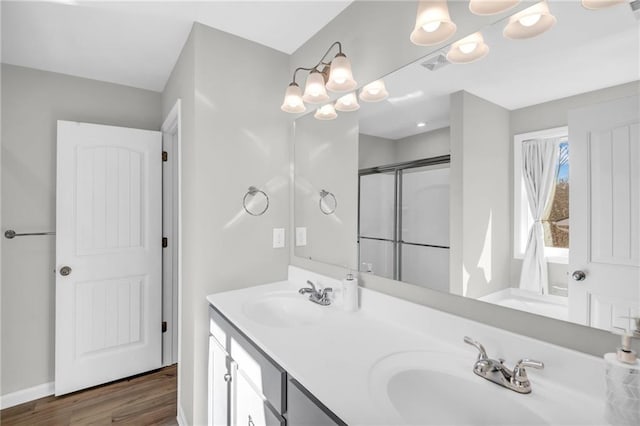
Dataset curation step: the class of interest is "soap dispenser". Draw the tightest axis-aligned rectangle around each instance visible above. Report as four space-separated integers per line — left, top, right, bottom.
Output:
605 317 640 425
342 271 358 312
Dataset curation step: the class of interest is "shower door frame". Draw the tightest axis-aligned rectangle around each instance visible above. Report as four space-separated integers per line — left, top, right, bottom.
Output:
358 155 450 281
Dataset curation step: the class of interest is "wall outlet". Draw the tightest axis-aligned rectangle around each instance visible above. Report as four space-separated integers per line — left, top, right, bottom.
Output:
295 227 307 246
273 228 285 248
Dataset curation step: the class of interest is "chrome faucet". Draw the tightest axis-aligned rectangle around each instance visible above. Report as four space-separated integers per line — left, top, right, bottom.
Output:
299 280 332 306
464 336 544 394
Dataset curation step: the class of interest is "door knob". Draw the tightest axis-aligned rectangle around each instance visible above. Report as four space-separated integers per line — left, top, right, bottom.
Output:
59 266 72 276
223 373 232 383
571 270 586 281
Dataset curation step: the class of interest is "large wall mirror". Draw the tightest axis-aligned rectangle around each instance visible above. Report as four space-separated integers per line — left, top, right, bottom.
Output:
294 1 639 334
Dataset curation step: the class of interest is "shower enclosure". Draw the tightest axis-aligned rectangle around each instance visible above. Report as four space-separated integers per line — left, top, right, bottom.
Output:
358 156 450 292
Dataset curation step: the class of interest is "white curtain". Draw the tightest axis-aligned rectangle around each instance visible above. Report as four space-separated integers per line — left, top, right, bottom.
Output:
519 138 560 294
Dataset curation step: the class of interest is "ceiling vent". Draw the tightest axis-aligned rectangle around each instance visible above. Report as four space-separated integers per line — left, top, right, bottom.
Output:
631 0 640 20
421 53 450 71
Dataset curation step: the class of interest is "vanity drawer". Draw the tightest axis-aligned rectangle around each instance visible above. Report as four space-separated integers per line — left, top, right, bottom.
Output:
209 305 287 415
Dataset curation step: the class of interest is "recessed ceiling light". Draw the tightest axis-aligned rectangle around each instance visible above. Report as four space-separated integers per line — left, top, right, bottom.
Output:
417 122 427 127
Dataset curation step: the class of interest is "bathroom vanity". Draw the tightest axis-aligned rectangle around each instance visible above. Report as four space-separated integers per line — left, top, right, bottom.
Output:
208 266 607 426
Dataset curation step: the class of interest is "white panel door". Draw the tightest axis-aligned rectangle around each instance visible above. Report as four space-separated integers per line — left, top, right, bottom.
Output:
568 96 640 330
55 120 162 395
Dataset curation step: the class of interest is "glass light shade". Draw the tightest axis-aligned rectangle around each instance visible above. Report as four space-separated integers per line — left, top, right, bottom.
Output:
314 104 338 120
335 92 360 112
503 1 557 39
469 0 520 15
410 0 457 46
446 32 490 64
326 53 357 92
359 80 389 102
302 71 330 104
581 0 624 10
280 83 306 113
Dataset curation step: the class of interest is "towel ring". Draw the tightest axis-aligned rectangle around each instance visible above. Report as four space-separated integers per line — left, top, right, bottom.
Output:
319 189 337 215
243 186 269 216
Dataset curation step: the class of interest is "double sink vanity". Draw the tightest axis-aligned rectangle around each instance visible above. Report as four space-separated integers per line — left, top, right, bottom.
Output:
208 266 606 425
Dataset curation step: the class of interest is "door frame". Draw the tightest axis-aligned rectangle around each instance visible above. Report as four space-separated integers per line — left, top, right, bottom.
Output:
161 100 182 368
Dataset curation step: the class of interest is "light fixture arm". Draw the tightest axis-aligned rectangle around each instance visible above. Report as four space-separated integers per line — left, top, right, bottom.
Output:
289 41 344 84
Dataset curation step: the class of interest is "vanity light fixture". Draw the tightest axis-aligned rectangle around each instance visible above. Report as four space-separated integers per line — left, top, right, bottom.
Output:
281 41 357 113
302 71 330 104
335 92 360 112
446 32 490 64
410 0 457 46
469 0 520 15
359 80 389 102
315 104 338 120
503 1 557 39
581 0 624 9
280 83 306 113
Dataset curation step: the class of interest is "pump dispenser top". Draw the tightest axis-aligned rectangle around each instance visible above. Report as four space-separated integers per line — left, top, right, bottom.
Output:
614 317 640 364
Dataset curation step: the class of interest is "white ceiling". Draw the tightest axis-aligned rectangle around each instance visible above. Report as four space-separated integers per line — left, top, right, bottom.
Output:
1 0 353 92
358 1 639 140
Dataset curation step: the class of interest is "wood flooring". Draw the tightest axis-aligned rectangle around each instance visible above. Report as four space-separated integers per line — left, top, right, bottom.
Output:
0 364 177 425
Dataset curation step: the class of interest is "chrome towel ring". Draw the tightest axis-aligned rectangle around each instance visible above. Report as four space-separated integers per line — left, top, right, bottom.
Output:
243 186 269 216
319 189 337 215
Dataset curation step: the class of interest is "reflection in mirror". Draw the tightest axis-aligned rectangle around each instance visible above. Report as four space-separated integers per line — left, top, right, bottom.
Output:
293 1 639 332
294 112 358 269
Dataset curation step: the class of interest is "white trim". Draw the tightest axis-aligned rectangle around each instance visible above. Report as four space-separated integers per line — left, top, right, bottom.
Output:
513 126 569 263
0 382 54 409
177 403 188 426
161 99 183 421
161 99 182 367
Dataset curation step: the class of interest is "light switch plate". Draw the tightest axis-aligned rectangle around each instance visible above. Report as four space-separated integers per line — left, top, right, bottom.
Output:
295 227 307 246
273 228 285 248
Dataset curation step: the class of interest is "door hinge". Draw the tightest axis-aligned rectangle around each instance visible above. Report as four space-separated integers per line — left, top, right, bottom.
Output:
163 237 168 248
162 321 167 333
162 151 168 162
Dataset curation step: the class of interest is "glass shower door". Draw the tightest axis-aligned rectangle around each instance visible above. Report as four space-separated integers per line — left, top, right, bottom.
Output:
400 165 450 291
359 171 396 279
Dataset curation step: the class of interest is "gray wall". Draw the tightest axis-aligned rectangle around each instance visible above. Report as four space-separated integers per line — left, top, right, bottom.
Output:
449 91 510 299
508 81 640 291
359 133 394 169
294 112 358 269
359 127 450 169
395 127 450 163
162 23 289 425
1 64 161 396
289 1 628 357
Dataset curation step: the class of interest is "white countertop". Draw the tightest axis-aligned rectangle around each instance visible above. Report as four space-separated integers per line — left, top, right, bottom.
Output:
207 266 607 425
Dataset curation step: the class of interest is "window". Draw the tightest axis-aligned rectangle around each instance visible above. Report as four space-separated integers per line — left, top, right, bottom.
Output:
514 127 569 263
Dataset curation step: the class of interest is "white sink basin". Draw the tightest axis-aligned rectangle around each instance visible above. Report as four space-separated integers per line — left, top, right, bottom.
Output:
242 292 326 327
368 351 548 425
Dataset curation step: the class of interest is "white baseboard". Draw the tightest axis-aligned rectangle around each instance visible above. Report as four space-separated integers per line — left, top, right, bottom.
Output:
177 403 188 426
0 382 54 410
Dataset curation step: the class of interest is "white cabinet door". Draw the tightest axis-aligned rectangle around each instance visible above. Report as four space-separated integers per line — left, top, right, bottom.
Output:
568 96 640 330
234 370 283 426
55 121 162 395
209 336 235 426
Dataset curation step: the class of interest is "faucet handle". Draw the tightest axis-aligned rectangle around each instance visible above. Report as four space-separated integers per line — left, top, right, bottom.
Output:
464 336 488 360
513 359 544 380
320 287 333 298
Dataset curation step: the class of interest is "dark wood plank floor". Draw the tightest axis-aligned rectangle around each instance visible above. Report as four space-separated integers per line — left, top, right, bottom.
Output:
1 364 177 425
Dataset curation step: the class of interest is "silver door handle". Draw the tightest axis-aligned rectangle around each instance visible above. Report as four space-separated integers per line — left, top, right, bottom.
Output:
571 270 586 281
60 266 72 276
